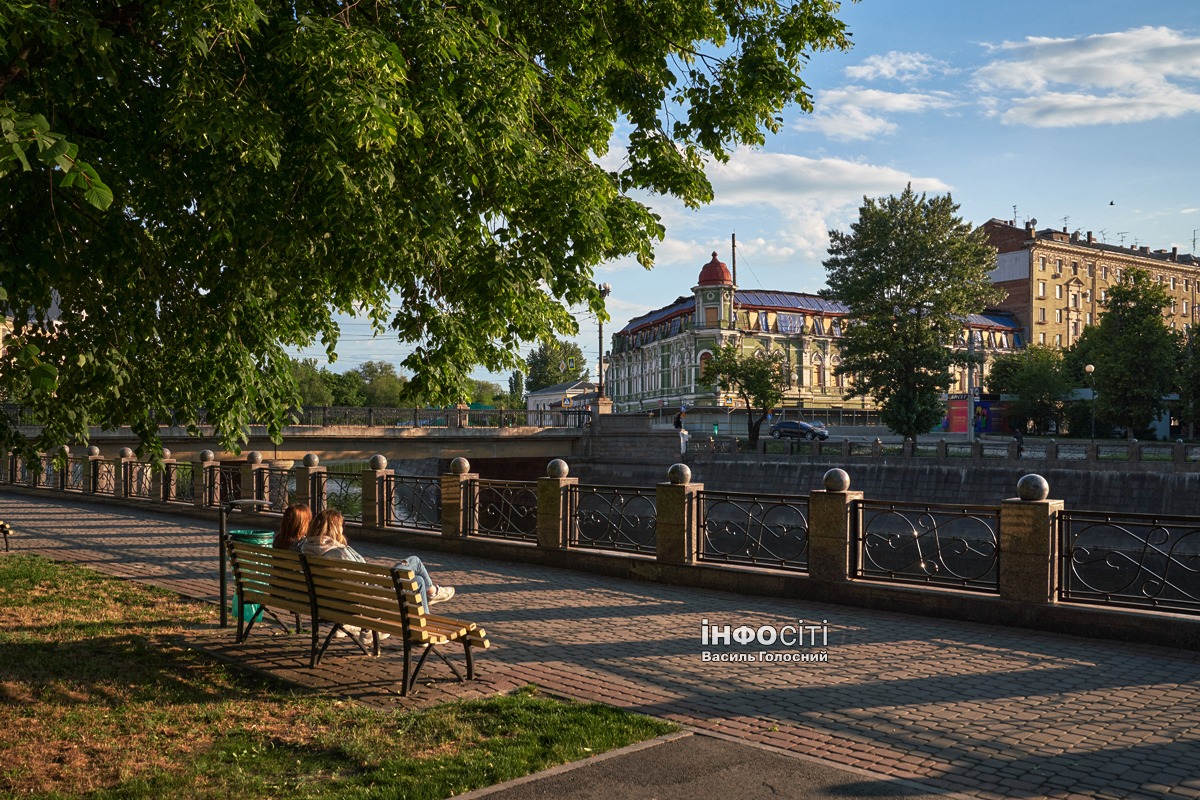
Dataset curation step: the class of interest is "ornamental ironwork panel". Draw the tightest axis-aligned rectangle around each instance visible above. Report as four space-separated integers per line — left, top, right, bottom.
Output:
698 490 809 571
469 479 537 542
262 468 295 513
95 462 116 495
855 499 999 592
209 466 242 506
1059 510 1200 615
385 475 441 532
169 463 195 504
320 470 364 522
567 485 656 554
126 462 154 499
65 458 86 491
35 456 56 488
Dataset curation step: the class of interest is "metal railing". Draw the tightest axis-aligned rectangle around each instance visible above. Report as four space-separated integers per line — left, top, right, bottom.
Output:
126 462 154 499
697 490 809 571
1059 510 1200 614
854 499 1000 592
169 462 195 504
467 479 538 542
64 458 87 492
95 462 115 495
262 467 295 513
318 470 364 522
384 475 441 532
566 484 657 554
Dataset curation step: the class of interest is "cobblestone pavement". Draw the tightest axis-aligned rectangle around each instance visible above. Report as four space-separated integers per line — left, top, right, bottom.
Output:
4 491 1200 800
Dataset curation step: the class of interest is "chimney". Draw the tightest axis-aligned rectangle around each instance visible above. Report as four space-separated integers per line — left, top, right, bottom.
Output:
1140 246 1150 254
1087 231 1094 243
1172 246 1179 261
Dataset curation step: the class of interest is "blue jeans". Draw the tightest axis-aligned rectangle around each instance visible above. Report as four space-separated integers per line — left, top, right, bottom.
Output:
395 556 432 598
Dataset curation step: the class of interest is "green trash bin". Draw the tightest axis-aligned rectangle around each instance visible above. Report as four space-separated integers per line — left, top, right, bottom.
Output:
229 529 276 622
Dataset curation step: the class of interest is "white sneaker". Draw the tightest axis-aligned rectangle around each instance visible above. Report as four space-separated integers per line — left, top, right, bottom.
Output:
427 585 455 606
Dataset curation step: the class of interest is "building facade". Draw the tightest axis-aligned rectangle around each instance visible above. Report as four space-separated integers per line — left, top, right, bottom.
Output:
984 218 1200 349
606 252 1021 414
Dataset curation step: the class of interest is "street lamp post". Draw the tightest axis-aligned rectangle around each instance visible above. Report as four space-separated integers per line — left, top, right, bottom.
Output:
1085 363 1096 441
597 282 612 399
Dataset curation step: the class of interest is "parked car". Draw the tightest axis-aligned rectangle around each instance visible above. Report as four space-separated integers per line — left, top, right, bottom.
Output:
769 420 829 441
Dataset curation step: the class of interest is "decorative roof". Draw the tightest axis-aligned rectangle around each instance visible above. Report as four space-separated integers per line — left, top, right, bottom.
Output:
697 252 732 286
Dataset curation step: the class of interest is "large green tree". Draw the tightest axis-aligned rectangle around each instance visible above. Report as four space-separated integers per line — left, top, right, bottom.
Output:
702 339 787 448
1072 268 1181 438
0 0 852 457
822 186 1002 439
987 345 1070 435
525 340 588 393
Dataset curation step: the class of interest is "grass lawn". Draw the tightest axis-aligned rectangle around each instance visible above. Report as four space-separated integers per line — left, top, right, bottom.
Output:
0 554 675 798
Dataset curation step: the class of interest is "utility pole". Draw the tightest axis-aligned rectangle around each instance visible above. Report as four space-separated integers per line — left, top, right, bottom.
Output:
597 282 612 399
966 332 976 443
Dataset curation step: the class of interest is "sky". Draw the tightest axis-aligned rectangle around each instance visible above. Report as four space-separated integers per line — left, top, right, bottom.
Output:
293 0 1200 389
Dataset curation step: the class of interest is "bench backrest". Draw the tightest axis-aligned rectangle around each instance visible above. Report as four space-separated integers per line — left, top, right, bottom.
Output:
226 540 312 618
303 554 426 640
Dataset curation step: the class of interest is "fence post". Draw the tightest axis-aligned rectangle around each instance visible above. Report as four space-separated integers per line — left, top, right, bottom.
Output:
1045 439 1058 461
537 459 576 549
56 446 69 490
998 474 1063 605
27 453 41 488
807 468 863 582
361 455 392 528
655 463 700 565
1086 442 1098 461
85 446 103 494
113 448 134 498
936 438 948 459
441 457 476 537
902 437 915 457
293 453 326 513
241 451 268 506
1174 439 1186 465
194 450 215 507
872 438 883 457
1129 440 1141 463
151 449 174 502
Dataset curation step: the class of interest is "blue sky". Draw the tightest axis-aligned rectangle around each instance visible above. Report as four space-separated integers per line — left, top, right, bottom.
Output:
296 1 1200 389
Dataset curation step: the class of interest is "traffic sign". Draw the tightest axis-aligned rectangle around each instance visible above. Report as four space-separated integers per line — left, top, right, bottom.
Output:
559 360 567 372
562 397 573 407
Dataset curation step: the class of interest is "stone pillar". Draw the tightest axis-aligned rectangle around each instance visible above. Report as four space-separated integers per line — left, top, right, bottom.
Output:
1174 440 1187 465
194 450 215 507
112 448 135 498
1045 439 1058 461
241 451 267 505
293 454 326 512
807 468 862 583
998 474 1063 605
441 457 476 538
1086 442 1098 462
936 438 948 459
85 447 104 495
971 441 983 460
152 449 174 502
537 459 576 549
1128 440 1141 463
840 438 851 457
655 463 700 565
902 437 915 457
872 438 884 457
1008 440 1020 459
27 453 41 488
56 446 70 490
361 454 392 528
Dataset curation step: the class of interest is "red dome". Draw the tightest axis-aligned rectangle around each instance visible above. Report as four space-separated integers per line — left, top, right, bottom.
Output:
697 252 732 286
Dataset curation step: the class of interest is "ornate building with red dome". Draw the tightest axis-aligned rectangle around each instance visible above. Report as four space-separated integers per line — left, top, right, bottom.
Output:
605 252 1022 415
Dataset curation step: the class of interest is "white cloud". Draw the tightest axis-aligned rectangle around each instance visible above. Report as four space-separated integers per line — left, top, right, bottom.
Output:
972 26 1200 127
846 51 954 83
798 87 957 141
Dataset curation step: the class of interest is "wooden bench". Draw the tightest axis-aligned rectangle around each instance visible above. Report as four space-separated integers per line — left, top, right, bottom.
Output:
225 539 490 696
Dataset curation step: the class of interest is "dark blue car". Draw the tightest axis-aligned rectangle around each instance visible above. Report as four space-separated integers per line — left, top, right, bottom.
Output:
769 420 829 441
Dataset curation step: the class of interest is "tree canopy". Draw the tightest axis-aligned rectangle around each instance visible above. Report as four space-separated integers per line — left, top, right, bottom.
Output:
525 340 588 393
1069 268 1180 438
822 186 1001 439
987 345 1070 435
702 340 787 447
0 0 853 457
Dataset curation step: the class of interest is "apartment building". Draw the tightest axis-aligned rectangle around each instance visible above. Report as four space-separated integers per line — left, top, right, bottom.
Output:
984 219 1200 348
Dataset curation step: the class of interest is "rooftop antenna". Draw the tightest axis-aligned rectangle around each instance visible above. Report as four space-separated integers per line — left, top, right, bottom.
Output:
1012 204 1018 226
1118 232 1129 247
1060 215 1070 230
1193 229 1198 254
1099 229 1109 243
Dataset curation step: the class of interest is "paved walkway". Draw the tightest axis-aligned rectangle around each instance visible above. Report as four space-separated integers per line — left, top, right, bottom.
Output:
3 491 1200 799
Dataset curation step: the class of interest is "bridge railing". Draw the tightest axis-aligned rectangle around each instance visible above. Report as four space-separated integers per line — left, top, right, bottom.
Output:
7 448 1200 648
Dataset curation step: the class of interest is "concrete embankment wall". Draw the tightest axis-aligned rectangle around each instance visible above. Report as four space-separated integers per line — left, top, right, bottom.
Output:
568 454 1200 516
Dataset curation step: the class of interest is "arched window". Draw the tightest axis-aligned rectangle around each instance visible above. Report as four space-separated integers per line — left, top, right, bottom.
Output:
811 354 825 389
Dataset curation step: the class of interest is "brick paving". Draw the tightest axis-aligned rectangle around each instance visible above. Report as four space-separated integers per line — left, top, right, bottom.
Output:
3 490 1200 799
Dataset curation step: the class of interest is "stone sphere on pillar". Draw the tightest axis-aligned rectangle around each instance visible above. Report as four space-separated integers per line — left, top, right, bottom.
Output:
1016 474 1050 502
667 463 692 485
450 457 471 475
303 453 320 467
369 454 388 471
546 459 569 479
200 450 215 463
823 468 851 492
246 451 262 465
119 447 134 459
58 445 70 457
161 448 171 460
87 446 100 457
